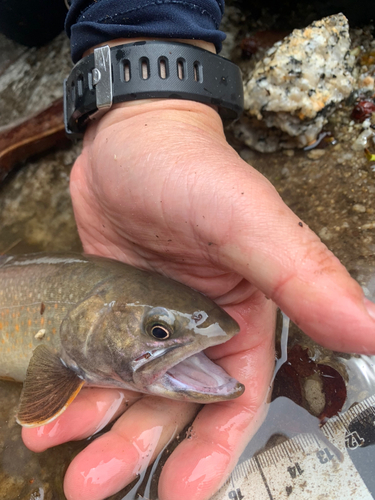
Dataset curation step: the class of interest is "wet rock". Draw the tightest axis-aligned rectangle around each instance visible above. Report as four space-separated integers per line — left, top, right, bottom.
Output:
306 149 326 160
352 127 375 150
352 203 367 213
0 30 81 255
234 14 354 151
0 32 71 128
0 146 82 254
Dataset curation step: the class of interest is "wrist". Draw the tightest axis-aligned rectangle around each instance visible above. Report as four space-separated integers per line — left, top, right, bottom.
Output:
85 98 225 143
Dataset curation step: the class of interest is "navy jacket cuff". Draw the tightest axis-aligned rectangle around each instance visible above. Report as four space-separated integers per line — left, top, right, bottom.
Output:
66 0 226 62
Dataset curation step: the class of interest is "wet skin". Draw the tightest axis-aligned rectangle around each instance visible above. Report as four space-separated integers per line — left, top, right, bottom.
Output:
22 99 375 500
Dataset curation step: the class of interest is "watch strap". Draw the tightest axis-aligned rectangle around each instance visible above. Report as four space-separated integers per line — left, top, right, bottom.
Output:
64 41 244 138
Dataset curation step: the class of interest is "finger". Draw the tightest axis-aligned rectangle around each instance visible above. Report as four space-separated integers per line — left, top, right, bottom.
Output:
63 397 200 500
22 388 141 452
158 295 276 500
201 156 375 353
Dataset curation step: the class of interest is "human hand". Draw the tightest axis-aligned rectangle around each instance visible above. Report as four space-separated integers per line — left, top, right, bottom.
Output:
22 98 375 500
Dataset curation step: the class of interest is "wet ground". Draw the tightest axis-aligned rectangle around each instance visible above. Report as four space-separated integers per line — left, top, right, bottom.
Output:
0 4 374 500
233 112 375 295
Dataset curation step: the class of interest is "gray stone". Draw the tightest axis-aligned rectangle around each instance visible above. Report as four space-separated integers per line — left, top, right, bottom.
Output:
235 14 355 151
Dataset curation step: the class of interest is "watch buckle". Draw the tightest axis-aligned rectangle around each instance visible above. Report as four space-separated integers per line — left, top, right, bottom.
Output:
93 45 113 109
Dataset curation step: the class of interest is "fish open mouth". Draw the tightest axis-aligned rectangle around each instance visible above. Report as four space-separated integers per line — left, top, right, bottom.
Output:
145 351 245 402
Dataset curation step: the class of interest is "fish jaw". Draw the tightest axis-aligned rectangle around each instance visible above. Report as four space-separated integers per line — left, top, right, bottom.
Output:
127 312 244 402
143 351 245 402
131 331 245 403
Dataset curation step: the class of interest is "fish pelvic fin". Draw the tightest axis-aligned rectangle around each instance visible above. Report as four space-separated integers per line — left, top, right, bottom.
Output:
16 345 84 427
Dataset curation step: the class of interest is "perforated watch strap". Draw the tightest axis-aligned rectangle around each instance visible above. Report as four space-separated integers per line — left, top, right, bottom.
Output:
64 41 244 138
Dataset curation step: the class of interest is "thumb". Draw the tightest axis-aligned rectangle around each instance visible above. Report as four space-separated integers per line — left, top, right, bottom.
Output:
210 163 375 353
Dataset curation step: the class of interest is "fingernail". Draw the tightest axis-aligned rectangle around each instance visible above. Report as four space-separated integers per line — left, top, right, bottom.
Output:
364 298 375 321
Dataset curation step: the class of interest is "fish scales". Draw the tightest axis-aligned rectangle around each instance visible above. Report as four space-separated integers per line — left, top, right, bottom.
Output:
0 254 117 380
0 253 245 427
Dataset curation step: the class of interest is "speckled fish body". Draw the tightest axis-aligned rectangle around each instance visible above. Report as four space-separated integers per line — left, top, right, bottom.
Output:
0 254 86 381
0 253 244 427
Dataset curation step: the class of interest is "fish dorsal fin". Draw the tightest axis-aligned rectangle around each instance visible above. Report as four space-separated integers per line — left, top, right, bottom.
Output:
17 345 84 427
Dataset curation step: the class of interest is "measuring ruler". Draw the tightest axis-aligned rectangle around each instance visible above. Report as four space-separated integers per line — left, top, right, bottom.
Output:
213 395 375 500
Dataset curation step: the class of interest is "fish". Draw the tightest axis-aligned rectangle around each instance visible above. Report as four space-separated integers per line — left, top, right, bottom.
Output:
0 253 244 428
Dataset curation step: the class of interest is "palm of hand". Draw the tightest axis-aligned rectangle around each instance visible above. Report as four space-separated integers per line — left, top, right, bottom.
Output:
22 101 375 500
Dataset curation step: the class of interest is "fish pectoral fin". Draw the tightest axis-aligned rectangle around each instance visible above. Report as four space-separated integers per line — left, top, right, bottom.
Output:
16 345 84 427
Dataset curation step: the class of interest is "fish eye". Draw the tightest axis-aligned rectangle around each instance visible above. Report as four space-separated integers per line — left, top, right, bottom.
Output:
143 307 175 339
150 324 171 340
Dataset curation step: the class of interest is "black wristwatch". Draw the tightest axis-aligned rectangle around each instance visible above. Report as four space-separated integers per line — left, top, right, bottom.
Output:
63 41 244 139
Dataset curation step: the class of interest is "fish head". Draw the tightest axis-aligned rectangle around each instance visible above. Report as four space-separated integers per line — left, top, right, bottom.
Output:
113 298 244 402
60 270 244 403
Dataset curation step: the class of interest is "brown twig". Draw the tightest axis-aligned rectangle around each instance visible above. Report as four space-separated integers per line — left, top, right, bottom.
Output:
0 238 22 255
0 97 69 181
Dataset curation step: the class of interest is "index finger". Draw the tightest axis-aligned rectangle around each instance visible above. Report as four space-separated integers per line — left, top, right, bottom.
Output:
158 295 276 500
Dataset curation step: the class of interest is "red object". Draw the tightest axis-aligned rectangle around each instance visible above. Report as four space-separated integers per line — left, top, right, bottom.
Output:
318 364 347 421
272 345 347 422
351 100 375 122
241 31 289 57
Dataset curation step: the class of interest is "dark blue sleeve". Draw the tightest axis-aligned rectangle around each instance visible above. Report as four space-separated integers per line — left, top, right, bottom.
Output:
66 0 226 63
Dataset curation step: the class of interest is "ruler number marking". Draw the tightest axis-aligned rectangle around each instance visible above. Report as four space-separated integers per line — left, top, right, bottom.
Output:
316 447 335 464
287 462 304 479
345 430 365 449
228 489 244 499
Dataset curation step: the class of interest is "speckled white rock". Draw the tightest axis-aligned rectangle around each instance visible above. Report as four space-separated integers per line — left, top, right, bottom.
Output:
236 14 355 151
